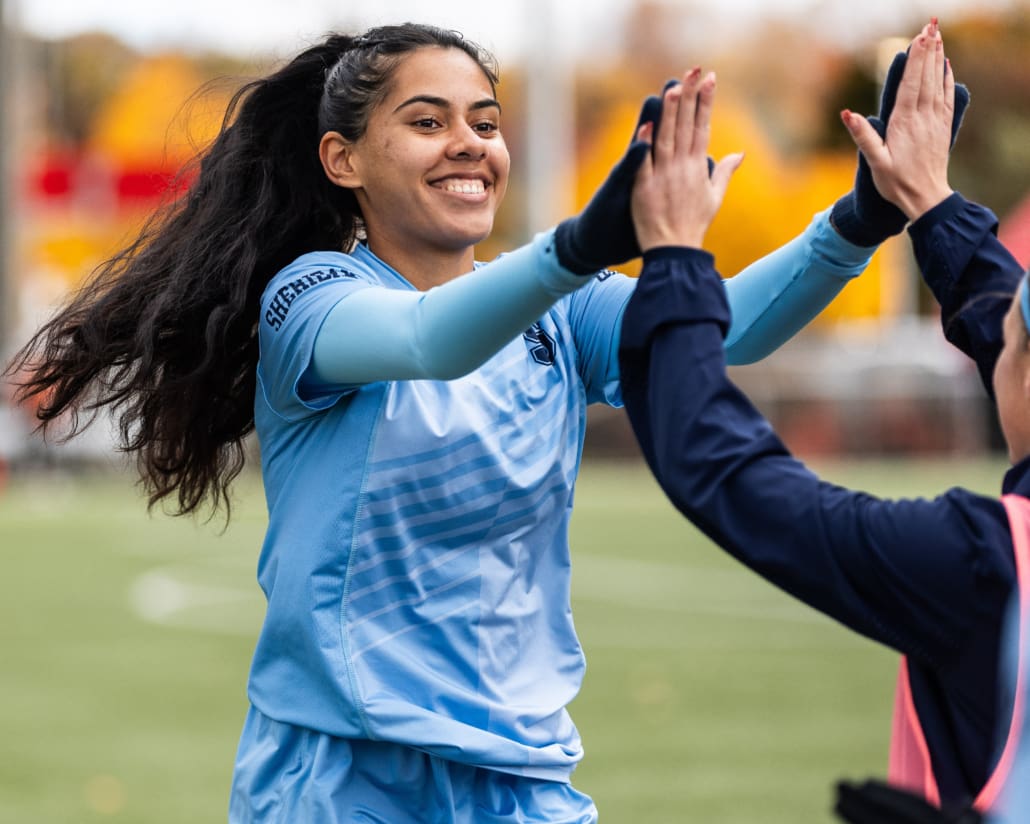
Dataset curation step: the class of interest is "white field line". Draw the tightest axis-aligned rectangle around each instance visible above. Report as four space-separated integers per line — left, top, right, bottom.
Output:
128 567 262 636
127 555 857 649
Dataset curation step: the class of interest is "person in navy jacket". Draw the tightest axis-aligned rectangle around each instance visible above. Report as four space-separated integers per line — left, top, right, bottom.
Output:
618 22 1030 820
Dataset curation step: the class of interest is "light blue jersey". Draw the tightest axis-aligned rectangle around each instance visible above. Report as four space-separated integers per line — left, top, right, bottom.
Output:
250 242 629 782
239 211 874 807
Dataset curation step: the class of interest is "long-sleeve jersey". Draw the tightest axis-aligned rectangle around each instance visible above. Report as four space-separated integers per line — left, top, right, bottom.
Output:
245 213 871 782
618 193 1027 806
307 211 873 388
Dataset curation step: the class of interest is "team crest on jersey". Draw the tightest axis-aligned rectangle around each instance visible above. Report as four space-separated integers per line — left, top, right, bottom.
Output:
523 323 556 366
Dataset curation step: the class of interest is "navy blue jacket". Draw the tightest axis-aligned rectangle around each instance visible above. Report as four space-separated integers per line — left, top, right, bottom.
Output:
618 193 1026 806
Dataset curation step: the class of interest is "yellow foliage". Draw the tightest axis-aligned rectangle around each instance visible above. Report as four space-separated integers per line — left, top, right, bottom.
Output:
573 87 904 326
26 220 129 287
32 231 102 274
88 55 229 167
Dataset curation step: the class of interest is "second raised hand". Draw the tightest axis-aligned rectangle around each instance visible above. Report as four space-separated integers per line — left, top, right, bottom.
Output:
840 22 956 221
631 67 744 252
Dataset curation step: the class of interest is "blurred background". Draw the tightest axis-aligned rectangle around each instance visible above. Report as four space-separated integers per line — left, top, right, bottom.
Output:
2 0 1030 462
1 1 1028 822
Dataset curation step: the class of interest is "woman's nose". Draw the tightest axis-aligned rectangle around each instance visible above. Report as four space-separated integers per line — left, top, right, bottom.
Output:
448 123 487 159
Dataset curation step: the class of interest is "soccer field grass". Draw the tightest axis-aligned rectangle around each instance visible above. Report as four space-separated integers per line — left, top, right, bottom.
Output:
0 456 1008 822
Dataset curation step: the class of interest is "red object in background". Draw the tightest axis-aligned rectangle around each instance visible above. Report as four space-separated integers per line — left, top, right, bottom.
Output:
29 151 77 201
37 164 74 197
26 151 194 209
115 168 192 201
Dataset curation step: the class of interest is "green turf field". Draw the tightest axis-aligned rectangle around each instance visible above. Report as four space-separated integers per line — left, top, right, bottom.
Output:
0 456 1008 822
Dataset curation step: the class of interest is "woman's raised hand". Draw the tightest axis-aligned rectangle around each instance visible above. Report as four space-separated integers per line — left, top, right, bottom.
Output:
631 68 744 252
841 22 956 221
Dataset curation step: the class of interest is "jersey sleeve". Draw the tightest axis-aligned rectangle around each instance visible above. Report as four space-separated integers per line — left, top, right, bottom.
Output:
256 261 373 421
908 192 1025 397
722 208 875 365
561 208 872 406
260 231 594 420
619 246 1015 668
308 231 593 388
563 270 635 406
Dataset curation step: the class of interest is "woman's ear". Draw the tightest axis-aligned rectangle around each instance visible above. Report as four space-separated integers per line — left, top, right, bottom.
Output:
320 131 362 189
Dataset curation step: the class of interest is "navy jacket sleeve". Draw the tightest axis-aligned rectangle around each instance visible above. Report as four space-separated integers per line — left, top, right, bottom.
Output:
908 193 1025 396
618 247 1015 671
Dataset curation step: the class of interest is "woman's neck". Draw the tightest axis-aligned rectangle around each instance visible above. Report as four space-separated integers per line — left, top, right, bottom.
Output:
365 240 476 291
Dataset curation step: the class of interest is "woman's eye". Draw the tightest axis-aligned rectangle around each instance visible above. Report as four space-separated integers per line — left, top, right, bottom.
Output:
413 117 441 129
473 121 499 134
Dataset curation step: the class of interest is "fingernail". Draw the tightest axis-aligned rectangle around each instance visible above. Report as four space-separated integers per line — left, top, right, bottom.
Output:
840 109 852 126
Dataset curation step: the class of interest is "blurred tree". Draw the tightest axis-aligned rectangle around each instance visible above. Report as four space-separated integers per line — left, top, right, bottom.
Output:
38 33 137 146
88 53 228 169
23 3 1030 325
793 10 1030 221
941 10 1030 216
573 23 893 325
36 33 248 157
577 2 1030 326
21 48 237 296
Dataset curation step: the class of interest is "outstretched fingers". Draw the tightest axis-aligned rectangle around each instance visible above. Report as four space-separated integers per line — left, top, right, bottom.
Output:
942 54 956 122
631 67 741 251
935 23 956 125
692 72 716 159
932 21 947 101
655 68 721 186
653 74 686 163
896 28 927 113
652 67 713 166
673 68 704 155
918 26 942 109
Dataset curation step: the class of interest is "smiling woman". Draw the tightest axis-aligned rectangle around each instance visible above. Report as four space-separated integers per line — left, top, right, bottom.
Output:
318 45 510 285
5 21 882 823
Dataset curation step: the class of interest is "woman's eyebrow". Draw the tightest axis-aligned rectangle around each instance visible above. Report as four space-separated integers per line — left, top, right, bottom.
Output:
393 95 501 114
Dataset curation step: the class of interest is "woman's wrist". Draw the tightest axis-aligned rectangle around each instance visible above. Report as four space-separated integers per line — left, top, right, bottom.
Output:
898 186 955 222
638 229 707 252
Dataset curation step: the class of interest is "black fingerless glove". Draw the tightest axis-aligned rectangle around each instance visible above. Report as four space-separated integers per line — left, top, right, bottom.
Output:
553 94 662 274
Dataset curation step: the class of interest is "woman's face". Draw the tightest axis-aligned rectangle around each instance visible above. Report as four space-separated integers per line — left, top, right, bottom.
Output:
329 46 510 270
993 293 1030 464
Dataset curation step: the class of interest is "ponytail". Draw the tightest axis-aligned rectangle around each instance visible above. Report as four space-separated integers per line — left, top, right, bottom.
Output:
5 24 498 520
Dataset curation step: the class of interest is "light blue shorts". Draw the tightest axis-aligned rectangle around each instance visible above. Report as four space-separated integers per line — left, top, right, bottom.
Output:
228 707 598 823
